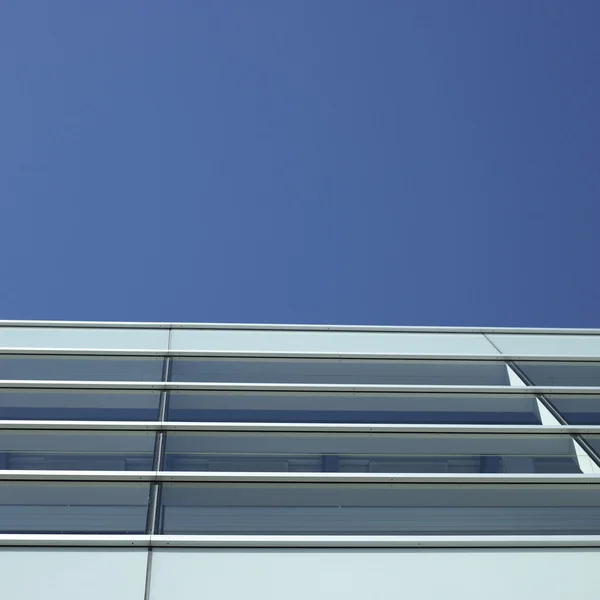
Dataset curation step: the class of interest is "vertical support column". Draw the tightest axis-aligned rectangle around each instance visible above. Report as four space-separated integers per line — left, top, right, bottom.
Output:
150 355 172 533
144 331 172 600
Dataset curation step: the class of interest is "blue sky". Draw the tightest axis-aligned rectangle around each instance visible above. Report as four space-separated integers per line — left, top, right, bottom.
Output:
1 1 599 327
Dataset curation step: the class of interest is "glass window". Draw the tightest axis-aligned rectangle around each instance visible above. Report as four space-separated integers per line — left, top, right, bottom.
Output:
167 391 541 425
546 395 600 425
159 482 600 535
515 362 600 387
163 431 579 474
0 389 161 421
0 431 156 470
170 358 509 385
582 435 600 458
0 482 150 533
0 355 164 381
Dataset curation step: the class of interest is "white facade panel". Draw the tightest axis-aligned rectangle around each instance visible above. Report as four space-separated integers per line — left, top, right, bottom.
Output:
150 548 600 600
0 327 169 351
488 334 600 357
0 549 147 600
170 330 500 355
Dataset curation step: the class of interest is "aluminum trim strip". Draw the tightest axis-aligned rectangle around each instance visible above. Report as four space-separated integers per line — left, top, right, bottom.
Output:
0 471 599 483
0 421 161 430
149 534 600 548
1 420 600 434
1 534 600 547
0 534 151 546
2 320 600 334
0 348 599 362
0 381 600 394
0 470 154 481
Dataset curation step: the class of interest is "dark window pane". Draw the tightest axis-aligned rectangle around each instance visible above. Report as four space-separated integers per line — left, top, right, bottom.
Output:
516 362 600 386
0 431 156 470
0 482 150 533
0 390 161 421
547 395 600 425
164 431 579 474
159 483 600 535
167 391 540 425
0 355 164 381
170 358 509 385
582 435 600 457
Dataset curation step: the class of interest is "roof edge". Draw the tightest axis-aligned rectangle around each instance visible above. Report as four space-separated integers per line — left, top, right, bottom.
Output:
0 320 599 334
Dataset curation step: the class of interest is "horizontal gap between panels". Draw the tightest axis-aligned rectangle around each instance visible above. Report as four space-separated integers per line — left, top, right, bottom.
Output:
2 381 600 394
1 421 599 434
2 319 600 335
0 348 599 362
0 471 599 483
1 534 600 548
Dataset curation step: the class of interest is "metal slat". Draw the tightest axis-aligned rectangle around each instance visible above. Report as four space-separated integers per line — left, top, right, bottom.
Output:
0 533 600 547
2 420 600 433
0 471 599 483
1 319 600 334
0 347 599 361
1 381 600 394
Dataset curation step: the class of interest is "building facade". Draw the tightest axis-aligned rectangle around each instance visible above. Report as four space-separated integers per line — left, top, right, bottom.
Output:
1 321 600 599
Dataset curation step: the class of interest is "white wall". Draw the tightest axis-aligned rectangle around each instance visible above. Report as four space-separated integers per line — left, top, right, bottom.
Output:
170 330 499 354
1 546 598 600
149 548 600 600
0 326 169 350
0 549 147 600
486 334 600 357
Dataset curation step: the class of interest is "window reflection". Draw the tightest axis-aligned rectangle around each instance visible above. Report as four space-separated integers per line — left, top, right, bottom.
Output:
170 358 510 385
164 431 579 473
516 362 600 387
167 391 540 425
0 355 164 381
0 482 150 533
159 483 600 535
0 390 161 421
0 431 156 470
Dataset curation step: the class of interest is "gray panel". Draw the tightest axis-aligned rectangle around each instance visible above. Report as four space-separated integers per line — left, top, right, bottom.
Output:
150 549 600 600
0 326 169 350
170 358 509 385
159 483 600 535
0 430 156 470
170 330 499 354
0 549 147 600
488 334 600 357
164 431 579 473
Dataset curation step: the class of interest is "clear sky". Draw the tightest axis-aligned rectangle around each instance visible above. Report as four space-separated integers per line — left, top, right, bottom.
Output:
1 1 599 327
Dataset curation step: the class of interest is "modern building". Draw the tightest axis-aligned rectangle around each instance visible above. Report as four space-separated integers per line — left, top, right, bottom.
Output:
1 320 600 599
